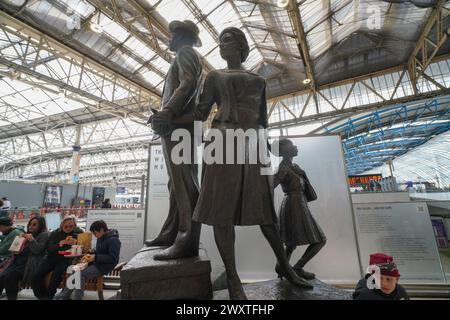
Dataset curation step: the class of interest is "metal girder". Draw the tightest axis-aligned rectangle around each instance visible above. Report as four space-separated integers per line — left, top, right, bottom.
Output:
182 0 220 43
286 0 318 109
408 0 450 95
1 138 151 171
268 54 450 130
1 146 149 181
0 3 163 96
324 96 450 137
86 0 171 63
87 0 214 74
227 0 266 67
243 21 296 39
0 118 153 172
0 13 157 126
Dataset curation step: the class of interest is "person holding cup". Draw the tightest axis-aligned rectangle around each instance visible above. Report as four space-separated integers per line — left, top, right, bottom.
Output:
56 220 121 300
32 215 83 300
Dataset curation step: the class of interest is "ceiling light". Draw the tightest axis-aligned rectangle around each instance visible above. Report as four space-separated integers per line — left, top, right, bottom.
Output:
277 0 290 8
90 22 103 33
7 69 20 82
302 78 311 85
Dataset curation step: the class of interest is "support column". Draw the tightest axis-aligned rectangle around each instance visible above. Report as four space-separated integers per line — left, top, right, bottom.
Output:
69 125 82 184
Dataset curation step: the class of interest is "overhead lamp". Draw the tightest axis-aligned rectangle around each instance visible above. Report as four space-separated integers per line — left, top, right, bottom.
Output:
90 22 103 33
7 69 20 82
302 78 311 85
277 0 290 8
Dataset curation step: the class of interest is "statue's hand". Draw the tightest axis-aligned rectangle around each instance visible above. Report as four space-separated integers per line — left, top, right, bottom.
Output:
150 110 174 136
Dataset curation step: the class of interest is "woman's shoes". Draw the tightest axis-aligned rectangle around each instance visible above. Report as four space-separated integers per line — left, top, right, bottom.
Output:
293 267 316 280
227 276 248 300
275 263 313 289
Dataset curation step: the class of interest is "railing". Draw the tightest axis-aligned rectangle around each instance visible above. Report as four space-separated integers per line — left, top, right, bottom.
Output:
5 207 96 221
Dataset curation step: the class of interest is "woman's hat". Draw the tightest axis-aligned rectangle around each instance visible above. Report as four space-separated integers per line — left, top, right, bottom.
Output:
369 253 400 278
169 20 202 47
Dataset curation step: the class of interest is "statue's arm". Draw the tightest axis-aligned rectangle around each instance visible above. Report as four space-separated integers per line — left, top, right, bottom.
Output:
259 81 269 128
273 174 281 189
274 165 287 189
193 72 217 121
164 47 202 117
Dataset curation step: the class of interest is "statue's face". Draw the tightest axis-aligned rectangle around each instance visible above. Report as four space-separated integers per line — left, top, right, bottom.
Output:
219 32 241 62
282 141 298 157
169 29 183 52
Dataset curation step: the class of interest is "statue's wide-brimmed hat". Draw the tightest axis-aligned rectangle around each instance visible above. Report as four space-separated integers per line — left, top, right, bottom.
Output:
169 20 202 47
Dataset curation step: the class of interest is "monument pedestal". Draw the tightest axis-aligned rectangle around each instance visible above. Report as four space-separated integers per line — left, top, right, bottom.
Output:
120 247 213 300
213 278 352 300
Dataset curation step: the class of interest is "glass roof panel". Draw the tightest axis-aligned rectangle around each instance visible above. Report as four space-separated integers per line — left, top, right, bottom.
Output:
98 13 130 43
154 0 195 22
58 0 95 19
124 37 157 61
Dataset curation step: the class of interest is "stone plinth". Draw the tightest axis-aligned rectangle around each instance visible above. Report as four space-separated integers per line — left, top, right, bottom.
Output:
213 278 352 300
120 247 213 300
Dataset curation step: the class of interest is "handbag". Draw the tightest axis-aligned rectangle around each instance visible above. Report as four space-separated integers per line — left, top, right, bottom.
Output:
292 164 318 202
304 177 318 202
0 256 15 273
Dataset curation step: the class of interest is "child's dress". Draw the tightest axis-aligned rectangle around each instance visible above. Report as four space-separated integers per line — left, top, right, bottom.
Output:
275 160 326 246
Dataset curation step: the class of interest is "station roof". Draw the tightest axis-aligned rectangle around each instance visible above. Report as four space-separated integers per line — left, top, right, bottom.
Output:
0 0 449 186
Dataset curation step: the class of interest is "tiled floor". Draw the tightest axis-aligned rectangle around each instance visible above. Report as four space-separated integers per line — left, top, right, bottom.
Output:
0 288 117 300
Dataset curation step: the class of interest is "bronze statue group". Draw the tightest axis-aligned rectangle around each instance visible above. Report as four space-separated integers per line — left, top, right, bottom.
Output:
146 20 326 300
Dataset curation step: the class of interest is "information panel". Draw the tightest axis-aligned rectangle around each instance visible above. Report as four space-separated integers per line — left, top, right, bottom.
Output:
353 202 446 283
87 209 145 262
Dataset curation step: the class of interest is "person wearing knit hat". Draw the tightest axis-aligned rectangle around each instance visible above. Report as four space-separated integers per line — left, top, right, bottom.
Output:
353 253 409 300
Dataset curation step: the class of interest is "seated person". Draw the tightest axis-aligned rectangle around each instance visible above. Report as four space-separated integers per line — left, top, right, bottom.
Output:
0 200 8 219
353 253 409 300
101 199 112 209
56 220 121 300
0 217 24 262
0 217 49 300
31 215 83 299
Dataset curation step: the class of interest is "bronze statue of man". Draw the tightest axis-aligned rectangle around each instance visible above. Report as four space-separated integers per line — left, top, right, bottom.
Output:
145 20 202 260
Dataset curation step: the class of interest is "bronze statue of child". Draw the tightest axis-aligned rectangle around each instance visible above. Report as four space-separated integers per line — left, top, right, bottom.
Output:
272 138 327 280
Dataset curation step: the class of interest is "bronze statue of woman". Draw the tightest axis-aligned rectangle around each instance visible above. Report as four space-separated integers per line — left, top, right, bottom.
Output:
272 138 327 280
191 28 312 299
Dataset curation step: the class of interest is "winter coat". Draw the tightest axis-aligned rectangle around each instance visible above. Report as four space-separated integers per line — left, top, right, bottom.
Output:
93 229 121 275
353 275 409 300
22 232 49 285
0 228 24 258
0 231 48 285
46 227 83 262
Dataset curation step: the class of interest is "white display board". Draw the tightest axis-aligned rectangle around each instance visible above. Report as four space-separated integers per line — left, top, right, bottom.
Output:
353 202 446 283
146 145 171 241
87 209 145 262
146 135 361 283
